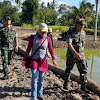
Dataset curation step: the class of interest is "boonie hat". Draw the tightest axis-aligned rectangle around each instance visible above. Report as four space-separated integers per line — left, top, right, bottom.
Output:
75 18 86 25
48 28 52 32
39 23 48 32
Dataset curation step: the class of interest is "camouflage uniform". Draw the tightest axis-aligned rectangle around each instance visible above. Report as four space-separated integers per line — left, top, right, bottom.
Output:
0 27 17 72
64 27 87 84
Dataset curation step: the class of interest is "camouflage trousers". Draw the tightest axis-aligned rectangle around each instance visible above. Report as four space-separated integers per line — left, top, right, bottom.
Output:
64 58 88 84
1 47 14 72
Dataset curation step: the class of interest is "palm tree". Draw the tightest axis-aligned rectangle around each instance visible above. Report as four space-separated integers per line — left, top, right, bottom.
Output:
94 0 99 41
15 0 21 6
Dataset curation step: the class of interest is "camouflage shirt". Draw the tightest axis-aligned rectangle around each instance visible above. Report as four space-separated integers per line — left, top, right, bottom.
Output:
66 27 86 60
0 26 17 50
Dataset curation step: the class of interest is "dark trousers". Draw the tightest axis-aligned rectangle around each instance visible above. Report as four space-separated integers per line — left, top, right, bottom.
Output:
64 58 88 84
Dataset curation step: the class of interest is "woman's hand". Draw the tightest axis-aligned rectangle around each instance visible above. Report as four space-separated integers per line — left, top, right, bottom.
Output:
53 60 57 66
21 61 26 66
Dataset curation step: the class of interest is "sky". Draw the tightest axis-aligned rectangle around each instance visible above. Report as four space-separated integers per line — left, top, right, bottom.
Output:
0 0 97 10
40 0 96 8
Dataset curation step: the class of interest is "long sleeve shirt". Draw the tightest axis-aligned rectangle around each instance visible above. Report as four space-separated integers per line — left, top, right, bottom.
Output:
23 34 56 72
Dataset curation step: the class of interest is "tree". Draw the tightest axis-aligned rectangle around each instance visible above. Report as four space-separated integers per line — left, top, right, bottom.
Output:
58 1 95 27
40 7 59 25
40 2 45 8
15 0 21 6
94 0 99 41
58 4 68 14
0 1 21 25
51 0 56 10
21 0 39 24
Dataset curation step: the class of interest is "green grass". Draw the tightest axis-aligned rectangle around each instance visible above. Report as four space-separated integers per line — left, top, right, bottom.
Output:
53 48 100 61
54 48 67 61
22 24 100 33
84 49 100 60
20 24 100 41
84 28 100 33
22 24 33 29
22 24 69 31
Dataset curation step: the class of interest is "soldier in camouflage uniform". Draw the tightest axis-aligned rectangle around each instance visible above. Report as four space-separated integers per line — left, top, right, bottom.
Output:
0 16 18 80
63 18 90 92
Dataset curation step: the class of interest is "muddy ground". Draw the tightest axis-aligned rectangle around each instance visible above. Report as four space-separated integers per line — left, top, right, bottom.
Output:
53 39 100 49
0 34 100 100
0 52 100 100
19 35 100 49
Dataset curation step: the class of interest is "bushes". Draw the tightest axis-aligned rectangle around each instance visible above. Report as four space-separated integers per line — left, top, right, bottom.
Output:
21 24 100 34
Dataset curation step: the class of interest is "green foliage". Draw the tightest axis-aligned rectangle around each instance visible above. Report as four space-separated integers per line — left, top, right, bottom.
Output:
15 0 21 6
40 8 59 25
11 13 22 26
22 23 33 28
0 1 18 17
21 0 39 24
32 15 39 25
0 1 21 25
48 26 69 31
58 1 95 28
22 24 100 33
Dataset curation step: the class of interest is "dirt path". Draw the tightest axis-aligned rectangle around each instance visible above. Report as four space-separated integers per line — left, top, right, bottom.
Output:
0 36 100 100
0 53 100 100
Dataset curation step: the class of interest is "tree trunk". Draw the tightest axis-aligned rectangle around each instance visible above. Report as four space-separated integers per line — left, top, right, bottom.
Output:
94 0 99 41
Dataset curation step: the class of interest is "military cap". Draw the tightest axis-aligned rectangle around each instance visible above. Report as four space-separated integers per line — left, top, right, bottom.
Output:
75 18 86 25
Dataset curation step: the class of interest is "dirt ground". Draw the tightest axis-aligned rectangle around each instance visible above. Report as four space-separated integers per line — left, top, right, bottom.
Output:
53 39 100 49
0 53 100 100
19 35 100 49
0 33 100 100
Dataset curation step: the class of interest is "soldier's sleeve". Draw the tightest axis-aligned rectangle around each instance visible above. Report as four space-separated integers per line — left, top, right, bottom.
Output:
82 31 86 46
66 29 73 43
13 28 18 37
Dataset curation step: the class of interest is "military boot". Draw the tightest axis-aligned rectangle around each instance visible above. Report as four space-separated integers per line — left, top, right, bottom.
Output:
81 83 90 93
63 80 69 90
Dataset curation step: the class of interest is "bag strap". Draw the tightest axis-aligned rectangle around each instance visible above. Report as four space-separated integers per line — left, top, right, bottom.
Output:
31 36 47 57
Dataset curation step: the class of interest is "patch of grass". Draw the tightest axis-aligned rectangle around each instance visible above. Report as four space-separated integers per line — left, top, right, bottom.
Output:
48 26 69 31
84 49 100 60
22 24 100 33
84 28 100 33
53 48 100 61
54 48 67 61
22 24 33 28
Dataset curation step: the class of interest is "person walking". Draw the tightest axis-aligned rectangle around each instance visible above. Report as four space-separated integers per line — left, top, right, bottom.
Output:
0 16 18 80
47 28 53 57
47 28 53 47
21 23 57 100
63 18 90 92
